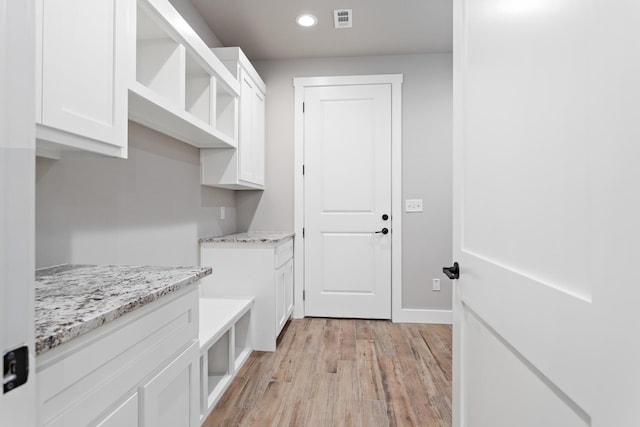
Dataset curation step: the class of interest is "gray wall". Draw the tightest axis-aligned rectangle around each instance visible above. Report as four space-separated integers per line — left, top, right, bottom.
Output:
240 54 453 311
36 122 236 268
168 0 223 48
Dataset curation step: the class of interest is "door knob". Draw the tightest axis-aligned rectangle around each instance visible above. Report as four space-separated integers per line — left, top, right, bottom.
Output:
442 262 460 280
375 228 389 235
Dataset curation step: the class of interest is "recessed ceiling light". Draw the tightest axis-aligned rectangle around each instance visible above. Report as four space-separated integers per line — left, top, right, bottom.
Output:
296 14 317 27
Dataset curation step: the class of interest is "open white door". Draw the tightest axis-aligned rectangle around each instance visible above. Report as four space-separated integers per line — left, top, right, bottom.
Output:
453 1 640 426
1 0 36 425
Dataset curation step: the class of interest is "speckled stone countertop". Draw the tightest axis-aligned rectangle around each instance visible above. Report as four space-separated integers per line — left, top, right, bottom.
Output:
35 264 212 355
200 231 294 244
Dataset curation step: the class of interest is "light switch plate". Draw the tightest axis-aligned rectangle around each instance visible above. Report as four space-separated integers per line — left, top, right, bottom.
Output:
405 199 423 212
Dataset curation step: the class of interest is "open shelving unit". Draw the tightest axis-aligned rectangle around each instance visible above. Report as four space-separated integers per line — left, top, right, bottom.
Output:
128 0 239 148
198 297 254 422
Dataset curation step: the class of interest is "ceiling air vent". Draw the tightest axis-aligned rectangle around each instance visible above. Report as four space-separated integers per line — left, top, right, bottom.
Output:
333 9 353 29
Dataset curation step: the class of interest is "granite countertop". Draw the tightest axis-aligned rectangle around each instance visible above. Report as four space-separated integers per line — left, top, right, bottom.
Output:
200 231 294 244
35 264 212 355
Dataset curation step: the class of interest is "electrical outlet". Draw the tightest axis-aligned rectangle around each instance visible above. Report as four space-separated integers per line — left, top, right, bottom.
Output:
220 206 225 220
432 278 441 291
405 199 423 212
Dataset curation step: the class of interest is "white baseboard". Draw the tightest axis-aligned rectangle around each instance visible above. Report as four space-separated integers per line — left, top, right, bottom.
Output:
393 308 452 324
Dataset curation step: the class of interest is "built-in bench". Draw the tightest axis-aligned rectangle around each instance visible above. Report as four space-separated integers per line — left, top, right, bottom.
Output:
198 297 254 423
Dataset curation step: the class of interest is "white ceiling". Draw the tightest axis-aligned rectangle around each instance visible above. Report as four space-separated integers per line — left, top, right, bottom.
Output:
191 0 453 61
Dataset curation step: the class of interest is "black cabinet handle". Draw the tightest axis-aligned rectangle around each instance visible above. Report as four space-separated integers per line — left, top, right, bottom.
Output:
442 262 460 280
375 228 389 235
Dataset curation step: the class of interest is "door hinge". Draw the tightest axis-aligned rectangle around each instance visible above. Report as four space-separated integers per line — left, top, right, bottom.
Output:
303 102 305 113
303 290 306 300
302 164 305 175
302 227 305 238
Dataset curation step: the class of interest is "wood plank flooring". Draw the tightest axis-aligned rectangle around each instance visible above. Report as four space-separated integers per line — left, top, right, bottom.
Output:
203 318 452 427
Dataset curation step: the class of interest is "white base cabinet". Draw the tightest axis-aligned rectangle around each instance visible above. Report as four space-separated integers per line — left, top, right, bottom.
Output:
199 238 294 351
36 287 200 427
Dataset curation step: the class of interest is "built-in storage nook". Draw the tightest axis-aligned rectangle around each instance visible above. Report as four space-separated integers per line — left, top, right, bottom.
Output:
201 47 266 190
198 297 254 422
128 0 239 148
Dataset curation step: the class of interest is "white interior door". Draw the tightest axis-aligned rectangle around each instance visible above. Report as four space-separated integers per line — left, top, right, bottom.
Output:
453 1 640 426
304 82 392 319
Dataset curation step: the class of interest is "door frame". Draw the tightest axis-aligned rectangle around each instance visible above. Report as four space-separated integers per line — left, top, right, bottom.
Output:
1 0 36 425
293 74 403 320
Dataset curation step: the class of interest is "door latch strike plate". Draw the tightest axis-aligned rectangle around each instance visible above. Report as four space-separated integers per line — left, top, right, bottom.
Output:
3 346 28 394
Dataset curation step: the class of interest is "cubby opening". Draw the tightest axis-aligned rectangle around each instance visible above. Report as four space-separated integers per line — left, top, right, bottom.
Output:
234 310 252 371
206 330 230 407
136 5 184 108
215 84 236 143
185 54 212 125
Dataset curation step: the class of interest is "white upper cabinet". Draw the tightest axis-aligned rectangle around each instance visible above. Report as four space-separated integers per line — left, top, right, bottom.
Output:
128 0 239 149
201 47 266 190
36 0 132 159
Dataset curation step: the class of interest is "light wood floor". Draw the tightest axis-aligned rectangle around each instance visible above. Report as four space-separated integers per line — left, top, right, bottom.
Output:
202 318 452 427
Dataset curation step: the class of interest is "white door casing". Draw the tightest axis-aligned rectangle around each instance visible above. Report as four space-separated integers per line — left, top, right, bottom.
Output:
293 75 402 320
453 1 640 426
304 83 392 319
1 0 36 425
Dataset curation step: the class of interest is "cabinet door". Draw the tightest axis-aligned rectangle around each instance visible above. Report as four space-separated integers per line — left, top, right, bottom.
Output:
275 263 287 336
95 393 138 427
252 89 266 185
238 72 255 183
38 0 128 154
140 342 199 427
284 259 294 318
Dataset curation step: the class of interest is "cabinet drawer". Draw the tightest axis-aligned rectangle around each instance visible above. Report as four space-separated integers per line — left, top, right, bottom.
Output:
275 239 293 268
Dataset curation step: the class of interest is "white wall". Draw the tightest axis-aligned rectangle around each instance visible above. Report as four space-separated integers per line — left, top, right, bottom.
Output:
241 54 453 311
36 122 236 268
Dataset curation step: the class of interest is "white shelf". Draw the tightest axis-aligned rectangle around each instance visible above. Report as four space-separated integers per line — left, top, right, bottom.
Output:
129 83 234 148
129 0 239 149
